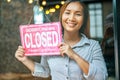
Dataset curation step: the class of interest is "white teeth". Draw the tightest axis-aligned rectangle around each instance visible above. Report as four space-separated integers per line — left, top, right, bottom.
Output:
68 23 75 27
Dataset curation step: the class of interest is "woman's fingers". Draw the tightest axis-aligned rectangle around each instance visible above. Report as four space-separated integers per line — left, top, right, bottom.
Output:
58 42 67 57
15 46 26 62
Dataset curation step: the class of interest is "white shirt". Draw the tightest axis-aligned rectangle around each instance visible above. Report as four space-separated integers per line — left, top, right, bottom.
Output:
32 34 108 80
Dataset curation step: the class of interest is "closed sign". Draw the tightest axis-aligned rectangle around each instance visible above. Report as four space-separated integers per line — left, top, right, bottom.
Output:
19 22 62 56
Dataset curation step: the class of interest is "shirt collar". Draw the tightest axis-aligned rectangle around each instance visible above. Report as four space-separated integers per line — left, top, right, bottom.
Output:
62 33 90 48
72 33 90 48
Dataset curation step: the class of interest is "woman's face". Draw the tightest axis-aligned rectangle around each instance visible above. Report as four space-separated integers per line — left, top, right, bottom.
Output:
62 2 84 33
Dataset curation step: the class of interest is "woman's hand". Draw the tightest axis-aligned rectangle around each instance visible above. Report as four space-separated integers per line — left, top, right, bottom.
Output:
15 46 35 72
58 42 75 59
15 46 28 62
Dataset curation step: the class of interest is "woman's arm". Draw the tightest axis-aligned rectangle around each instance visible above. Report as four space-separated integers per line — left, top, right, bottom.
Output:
15 46 50 78
59 41 108 80
15 46 35 72
72 53 89 75
58 43 89 75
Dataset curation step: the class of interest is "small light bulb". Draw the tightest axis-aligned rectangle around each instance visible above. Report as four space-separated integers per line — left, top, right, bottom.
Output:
28 0 33 4
55 4 60 9
46 10 49 14
61 1 65 5
42 1 46 6
7 0 11 3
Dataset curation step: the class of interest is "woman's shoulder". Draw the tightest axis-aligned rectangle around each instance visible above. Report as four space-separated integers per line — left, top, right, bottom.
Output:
81 33 99 45
88 38 99 43
89 39 100 47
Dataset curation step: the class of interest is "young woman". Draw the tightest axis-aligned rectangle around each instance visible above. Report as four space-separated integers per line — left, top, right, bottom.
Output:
15 0 108 80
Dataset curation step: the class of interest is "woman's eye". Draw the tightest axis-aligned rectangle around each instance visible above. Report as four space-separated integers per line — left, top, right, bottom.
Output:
76 14 81 16
65 12 70 15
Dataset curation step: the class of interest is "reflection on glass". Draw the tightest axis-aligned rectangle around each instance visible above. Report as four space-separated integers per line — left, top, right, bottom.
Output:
88 3 103 38
33 5 44 24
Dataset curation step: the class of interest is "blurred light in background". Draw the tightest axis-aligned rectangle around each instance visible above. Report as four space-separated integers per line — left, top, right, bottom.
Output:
61 1 65 5
28 0 33 4
33 4 44 24
55 4 60 9
45 10 49 14
42 0 46 6
7 0 11 3
49 8 56 13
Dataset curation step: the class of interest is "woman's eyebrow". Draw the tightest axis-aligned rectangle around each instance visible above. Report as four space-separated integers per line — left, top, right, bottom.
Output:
65 9 82 13
64 9 70 11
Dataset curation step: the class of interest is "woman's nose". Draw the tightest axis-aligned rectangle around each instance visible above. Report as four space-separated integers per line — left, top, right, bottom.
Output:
68 14 75 21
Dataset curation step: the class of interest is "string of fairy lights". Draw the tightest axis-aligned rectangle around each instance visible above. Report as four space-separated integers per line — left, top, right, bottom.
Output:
6 0 66 15
39 0 65 14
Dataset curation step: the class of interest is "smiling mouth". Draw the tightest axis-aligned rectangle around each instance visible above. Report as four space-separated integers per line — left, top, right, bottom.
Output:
67 22 76 27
